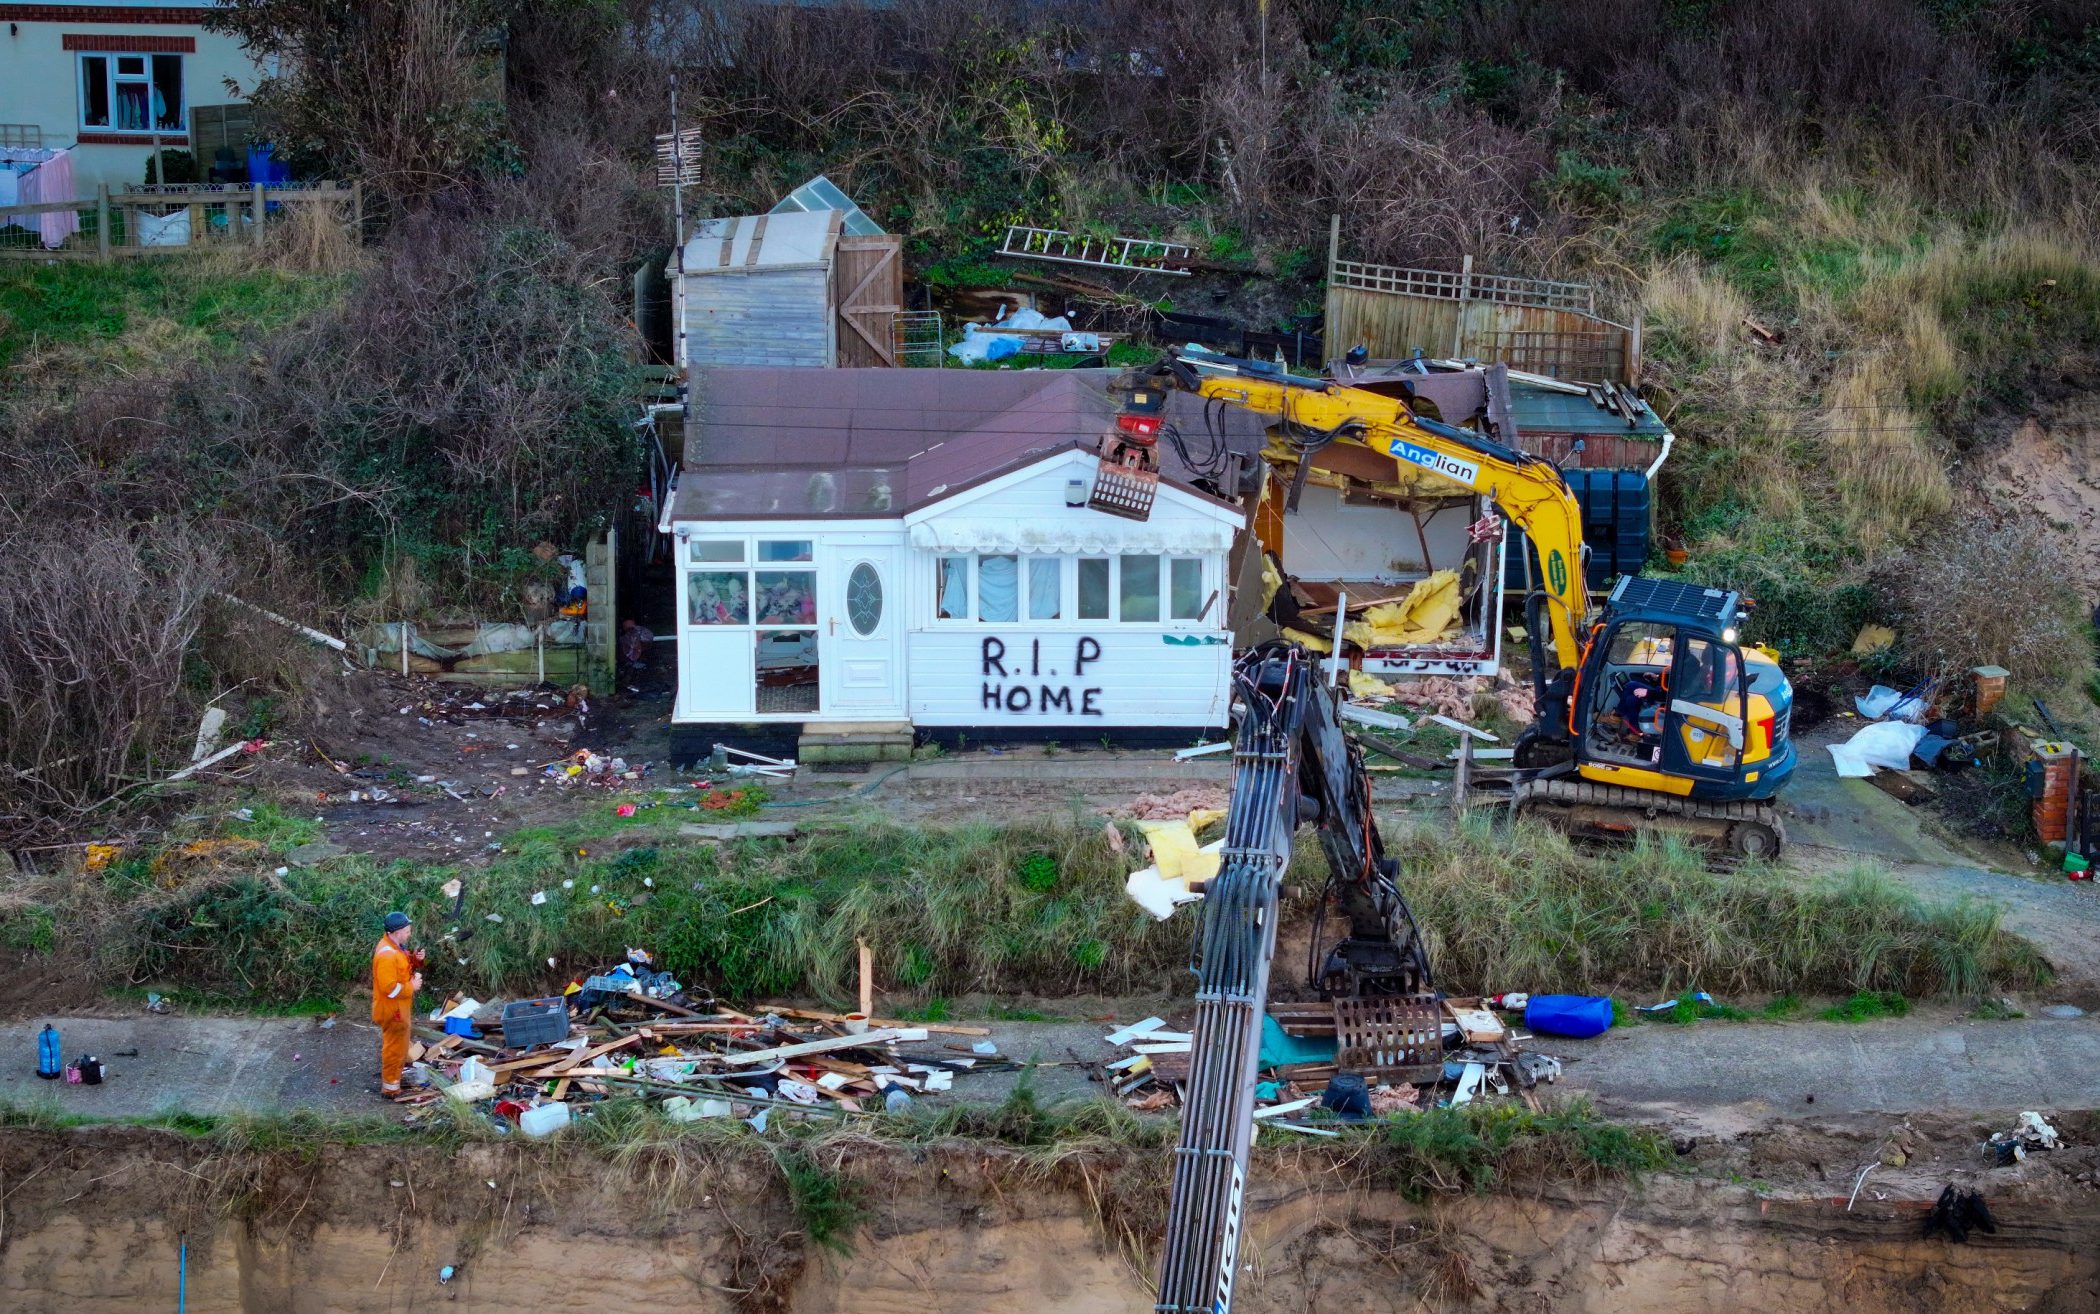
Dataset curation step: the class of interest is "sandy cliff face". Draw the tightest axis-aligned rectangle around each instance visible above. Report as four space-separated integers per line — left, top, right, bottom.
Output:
1 1126 2095 1313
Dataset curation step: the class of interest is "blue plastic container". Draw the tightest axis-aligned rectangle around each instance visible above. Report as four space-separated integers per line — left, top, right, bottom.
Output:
1523 994 1614 1038
36 1023 61 1079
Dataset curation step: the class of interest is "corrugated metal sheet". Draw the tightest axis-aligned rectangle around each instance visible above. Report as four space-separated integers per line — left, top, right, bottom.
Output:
682 209 840 273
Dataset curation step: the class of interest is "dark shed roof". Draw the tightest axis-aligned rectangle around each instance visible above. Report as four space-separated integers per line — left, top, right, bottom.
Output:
672 367 1263 520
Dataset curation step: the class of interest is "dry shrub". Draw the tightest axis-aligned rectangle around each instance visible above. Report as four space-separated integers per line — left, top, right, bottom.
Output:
0 523 229 843
1298 80 1554 269
212 0 511 209
1819 354 1950 550
263 198 364 276
1880 512 2090 682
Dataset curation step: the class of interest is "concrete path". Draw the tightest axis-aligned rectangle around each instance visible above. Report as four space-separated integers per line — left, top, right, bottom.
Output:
1554 1014 2100 1133
0 1011 1115 1121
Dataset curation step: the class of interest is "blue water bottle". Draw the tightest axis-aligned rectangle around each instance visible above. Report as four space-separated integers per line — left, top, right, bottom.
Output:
36 1024 61 1079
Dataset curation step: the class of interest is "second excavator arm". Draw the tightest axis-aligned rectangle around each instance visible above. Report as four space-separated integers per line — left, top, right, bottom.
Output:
1153 642 1432 1314
1151 355 1592 685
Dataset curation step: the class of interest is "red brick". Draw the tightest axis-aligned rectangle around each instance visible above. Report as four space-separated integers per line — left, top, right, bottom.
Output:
63 34 198 52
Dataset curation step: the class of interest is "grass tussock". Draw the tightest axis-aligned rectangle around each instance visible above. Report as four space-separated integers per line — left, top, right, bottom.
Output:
1819 352 1950 549
1368 1099 1676 1202
1394 814 2049 1000
3 817 1183 1007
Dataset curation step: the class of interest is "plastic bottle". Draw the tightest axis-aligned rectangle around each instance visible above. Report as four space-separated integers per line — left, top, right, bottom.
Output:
36 1024 61 1080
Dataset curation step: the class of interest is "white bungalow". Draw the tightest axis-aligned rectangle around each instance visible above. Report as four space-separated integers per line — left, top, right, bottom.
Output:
660 367 1263 759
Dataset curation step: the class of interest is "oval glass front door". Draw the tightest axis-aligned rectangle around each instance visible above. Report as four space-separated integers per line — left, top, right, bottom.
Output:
846 561 883 636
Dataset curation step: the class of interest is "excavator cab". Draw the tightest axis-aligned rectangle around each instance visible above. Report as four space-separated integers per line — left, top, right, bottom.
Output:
1568 575 1796 805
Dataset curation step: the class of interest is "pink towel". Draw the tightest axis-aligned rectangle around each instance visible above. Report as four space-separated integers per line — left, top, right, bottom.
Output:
18 150 79 250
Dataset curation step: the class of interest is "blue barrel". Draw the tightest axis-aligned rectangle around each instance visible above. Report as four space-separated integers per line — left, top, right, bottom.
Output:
37 1024 61 1079
1523 994 1614 1038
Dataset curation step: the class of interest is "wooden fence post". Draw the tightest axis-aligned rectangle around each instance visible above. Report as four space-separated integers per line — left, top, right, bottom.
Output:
1451 253 1474 358
95 185 109 261
349 180 363 241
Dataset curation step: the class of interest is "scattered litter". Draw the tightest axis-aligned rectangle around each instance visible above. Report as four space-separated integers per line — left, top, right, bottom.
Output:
530 891 548 906
1636 991 1715 1016
1986 1111 2062 1164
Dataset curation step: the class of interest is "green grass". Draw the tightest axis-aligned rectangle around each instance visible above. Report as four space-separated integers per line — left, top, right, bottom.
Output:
774 1146 868 1255
224 800 325 854
1368 1099 1676 1201
1819 990 1911 1023
0 259 346 368
24 818 1184 1008
1397 814 2050 999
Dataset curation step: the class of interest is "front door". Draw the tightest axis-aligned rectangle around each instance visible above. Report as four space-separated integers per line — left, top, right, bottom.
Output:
819 537 906 718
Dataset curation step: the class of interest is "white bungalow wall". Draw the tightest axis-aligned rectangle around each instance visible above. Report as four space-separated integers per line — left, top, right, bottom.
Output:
902 450 1241 729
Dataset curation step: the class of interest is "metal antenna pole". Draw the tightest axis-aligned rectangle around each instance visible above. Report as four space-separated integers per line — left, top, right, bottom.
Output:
669 73 686 249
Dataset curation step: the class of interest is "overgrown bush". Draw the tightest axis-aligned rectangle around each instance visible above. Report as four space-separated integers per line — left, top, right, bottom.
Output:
1879 514 2092 683
0 524 229 844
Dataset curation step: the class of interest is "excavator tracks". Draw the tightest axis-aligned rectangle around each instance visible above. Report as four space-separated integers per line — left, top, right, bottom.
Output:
1511 776 1785 861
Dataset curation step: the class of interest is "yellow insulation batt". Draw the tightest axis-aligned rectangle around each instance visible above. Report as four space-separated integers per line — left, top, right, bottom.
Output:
1342 569 1461 648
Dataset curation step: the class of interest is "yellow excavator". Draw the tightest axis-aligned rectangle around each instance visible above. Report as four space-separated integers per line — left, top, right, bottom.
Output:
1108 350 1796 858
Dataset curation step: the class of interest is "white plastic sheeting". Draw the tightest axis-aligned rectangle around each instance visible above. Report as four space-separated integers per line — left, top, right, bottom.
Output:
1828 720 1928 778
1856 684 1928 722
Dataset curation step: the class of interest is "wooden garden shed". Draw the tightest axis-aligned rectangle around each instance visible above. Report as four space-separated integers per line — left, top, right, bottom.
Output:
672 209 903 369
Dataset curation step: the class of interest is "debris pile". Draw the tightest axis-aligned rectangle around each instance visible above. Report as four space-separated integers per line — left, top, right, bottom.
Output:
395 953 1012 1132
1095 996 1563 1132
1345 671 1533 726
1985 1111 2063 1165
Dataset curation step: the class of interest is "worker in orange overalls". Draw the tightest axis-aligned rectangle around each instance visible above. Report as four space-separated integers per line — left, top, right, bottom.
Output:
371 911 423 1099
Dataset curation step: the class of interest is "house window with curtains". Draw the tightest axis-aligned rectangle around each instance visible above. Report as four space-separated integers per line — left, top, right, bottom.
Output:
79 53 185 134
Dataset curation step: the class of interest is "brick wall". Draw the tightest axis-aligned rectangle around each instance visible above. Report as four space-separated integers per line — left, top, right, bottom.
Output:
63 34 199 53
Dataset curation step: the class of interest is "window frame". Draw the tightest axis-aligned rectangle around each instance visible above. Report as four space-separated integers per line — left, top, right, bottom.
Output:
681 533 817 632
78 51 186 134
928 552 1212 629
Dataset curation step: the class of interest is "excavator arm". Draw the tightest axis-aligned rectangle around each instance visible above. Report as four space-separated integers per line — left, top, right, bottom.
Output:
1153 642 1431 1314
1149 354 1592 683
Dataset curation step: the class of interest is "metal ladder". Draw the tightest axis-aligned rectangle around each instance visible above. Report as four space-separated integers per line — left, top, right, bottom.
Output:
998 224 1193 276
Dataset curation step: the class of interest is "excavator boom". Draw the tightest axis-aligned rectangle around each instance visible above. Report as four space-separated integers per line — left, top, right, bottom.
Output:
1153 643 1431 1314
1164 357 1591 677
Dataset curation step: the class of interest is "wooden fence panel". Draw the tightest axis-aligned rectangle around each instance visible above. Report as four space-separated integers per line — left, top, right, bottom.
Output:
1325 241 1640 384
0 182 357 262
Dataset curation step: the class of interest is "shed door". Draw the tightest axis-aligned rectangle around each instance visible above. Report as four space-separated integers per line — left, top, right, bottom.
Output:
835 235 902 368
820 537 905 718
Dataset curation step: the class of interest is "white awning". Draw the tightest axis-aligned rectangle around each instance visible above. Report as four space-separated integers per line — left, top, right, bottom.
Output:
909 518 1234 556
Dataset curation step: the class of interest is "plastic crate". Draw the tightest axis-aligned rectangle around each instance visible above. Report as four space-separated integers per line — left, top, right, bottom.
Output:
500 996 570 1049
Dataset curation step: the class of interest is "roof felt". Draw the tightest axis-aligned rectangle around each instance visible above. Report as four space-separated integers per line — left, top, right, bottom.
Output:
673 367 1264 520
1505 383 1668 439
